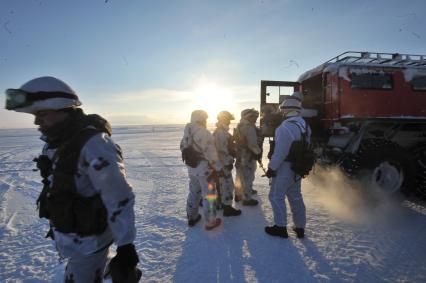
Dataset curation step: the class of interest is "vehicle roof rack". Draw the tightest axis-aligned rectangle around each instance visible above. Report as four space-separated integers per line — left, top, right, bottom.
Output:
325 51 426 67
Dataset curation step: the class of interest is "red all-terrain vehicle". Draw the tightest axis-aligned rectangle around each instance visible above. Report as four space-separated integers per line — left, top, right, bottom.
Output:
260 51 426 197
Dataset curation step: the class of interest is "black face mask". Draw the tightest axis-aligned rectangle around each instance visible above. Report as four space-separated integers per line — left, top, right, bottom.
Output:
40 108 85 147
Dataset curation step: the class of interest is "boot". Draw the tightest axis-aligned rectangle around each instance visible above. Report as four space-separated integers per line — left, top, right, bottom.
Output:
292 227 305 239
242 199 258 206
223 205 242 217
265 225 288 238
205 218 222 230
188 214 201 227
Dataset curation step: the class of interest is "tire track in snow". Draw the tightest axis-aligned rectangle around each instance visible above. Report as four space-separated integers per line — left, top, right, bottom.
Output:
0 180 58 282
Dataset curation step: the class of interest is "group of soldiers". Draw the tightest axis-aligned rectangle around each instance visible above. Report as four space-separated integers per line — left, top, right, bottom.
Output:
4 75 310 282
180 108 262 230
181 92 310 238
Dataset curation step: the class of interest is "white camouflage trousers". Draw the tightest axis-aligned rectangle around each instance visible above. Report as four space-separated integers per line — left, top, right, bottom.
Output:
64 245 110 283
186 173 217 224
235 160 256 200
218 168 235 206
269 176 306 228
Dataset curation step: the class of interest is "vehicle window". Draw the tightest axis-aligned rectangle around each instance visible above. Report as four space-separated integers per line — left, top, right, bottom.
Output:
350 72 393 89
411 76 426 91
265 85 294 103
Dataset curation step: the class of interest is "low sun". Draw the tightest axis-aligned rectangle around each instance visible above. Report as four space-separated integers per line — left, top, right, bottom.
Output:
192 82 236 122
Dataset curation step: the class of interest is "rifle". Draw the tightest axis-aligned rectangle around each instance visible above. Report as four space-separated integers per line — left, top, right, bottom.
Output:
257 159 268 177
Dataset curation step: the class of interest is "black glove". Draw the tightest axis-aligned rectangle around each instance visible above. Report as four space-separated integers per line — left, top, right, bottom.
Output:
108 244 142 283
253 152 263 161
266 168 277 178
225 163 234 171
33 155 52 178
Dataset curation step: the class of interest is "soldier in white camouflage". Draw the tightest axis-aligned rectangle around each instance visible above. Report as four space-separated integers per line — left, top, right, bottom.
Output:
234 108 262 206
5 76 141 282
181 110 223 230
213 111 241 216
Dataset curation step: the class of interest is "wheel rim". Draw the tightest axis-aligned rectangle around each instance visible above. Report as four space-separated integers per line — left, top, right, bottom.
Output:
371 161 404 194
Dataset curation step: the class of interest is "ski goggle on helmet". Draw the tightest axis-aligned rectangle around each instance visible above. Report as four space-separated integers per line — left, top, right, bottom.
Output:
5 76 82 114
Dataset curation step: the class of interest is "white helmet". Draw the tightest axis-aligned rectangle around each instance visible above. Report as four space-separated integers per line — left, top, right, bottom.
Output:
279 96 301 117
241 108 259 119
217 111 235 121
190 110 208 123
5 76 82 114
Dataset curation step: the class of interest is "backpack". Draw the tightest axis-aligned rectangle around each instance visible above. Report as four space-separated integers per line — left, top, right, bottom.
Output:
84 114 112 136
285 121 315 178
181 145 203 168
232 124 243 147
181 126 204 168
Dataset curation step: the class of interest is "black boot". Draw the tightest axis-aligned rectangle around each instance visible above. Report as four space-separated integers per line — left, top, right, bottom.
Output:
223 205 242 217
265 225 288 238
292 227 305 238
188 214 201 227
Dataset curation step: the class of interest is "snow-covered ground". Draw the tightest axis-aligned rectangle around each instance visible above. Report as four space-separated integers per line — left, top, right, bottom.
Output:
0 125 425 283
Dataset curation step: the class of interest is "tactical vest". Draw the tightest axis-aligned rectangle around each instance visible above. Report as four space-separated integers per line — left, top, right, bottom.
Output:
36 115 111 236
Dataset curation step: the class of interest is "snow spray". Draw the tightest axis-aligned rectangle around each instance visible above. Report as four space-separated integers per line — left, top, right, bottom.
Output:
305 166 405 226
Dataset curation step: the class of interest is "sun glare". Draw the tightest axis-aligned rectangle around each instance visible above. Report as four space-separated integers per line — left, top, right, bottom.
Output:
192 83 236 123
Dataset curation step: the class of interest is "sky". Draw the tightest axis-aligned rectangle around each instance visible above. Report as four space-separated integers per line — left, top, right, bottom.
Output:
1 0 425 128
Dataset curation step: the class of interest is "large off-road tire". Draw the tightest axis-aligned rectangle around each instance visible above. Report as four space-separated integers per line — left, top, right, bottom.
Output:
341 139 416 196
412 143 426 198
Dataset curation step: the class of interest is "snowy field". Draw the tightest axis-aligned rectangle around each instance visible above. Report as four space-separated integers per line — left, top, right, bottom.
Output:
0 125 425 283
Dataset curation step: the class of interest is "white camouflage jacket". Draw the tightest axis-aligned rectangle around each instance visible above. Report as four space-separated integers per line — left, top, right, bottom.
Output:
213 123 234 167
235 119 261 165
42 132 136 258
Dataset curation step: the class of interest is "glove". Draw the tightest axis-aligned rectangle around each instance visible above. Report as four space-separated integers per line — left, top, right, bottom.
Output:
265 168 277 178
108 244 142 283
33 155 52 178
225 163 234 171
253 152 263 161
